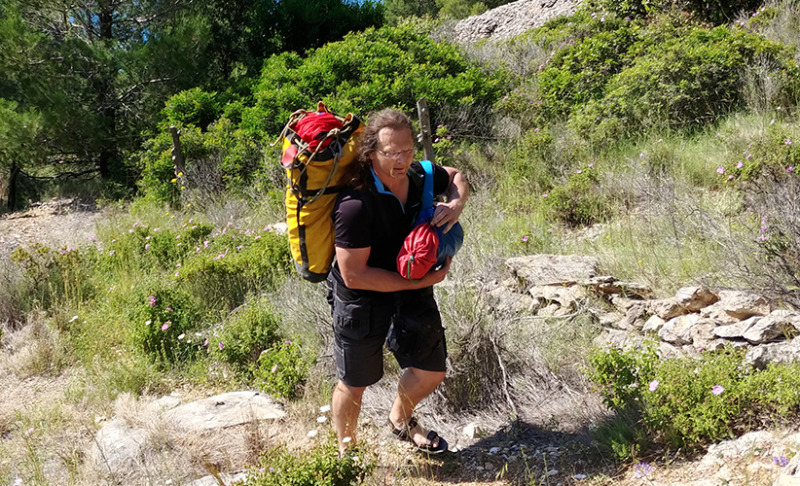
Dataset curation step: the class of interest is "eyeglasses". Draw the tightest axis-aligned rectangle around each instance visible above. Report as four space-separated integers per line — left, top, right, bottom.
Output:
375 149 414 160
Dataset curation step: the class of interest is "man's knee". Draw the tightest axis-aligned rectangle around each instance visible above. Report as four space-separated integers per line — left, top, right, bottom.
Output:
412 368 446 387
335 380 367 401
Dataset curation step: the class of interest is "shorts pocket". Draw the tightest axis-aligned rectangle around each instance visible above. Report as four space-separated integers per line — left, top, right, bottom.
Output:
333 299 371 340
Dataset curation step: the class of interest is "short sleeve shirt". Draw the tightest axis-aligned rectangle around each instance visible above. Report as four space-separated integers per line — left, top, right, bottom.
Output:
332 161 450 284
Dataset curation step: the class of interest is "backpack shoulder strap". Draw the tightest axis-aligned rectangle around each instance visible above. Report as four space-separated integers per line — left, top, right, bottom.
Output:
420 160 434 210
414 160 434 226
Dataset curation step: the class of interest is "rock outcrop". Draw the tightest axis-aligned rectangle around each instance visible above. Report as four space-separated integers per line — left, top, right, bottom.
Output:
452 0 581 43
483 254 800 367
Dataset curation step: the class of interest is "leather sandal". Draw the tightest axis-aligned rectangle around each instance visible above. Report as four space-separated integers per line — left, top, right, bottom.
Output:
389 417 448 454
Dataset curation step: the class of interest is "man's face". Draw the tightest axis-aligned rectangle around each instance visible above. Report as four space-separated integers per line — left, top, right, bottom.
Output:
369 127 414 182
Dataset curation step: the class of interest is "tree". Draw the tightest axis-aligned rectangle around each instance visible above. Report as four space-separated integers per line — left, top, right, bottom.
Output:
0 99 43 210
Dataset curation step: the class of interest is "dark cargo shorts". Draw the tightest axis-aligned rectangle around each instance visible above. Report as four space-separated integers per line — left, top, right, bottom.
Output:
327 276 447 388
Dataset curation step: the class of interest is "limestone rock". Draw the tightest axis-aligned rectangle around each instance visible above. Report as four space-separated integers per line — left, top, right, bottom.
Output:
714 316 760 339
485 284 536 314
776 452 800 486
617 302 647 331
718 290 772 320
164 391 286 432
528 284 587 309
742 310 799 345
187 472 249 486
674 286 720 312
642 315 666 334
690 320 718 350
745 341 800 369
452 0 579 43
89 418 148 474
505 254 600 287
659 314 701 346
650 298 688 320
583 276 652 299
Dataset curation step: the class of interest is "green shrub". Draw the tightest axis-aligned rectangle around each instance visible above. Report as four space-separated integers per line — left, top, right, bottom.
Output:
127 285 203 366
241 23 509 137
10 244 96 311
537 21 640 121
252 339 315 400
160 87 221 131
136 119 266 206
242 438 374 486
587 341 800 454
98 222 214 274
541 165 608 226
571 25 800 143
177 229 291 311
213 298 282 374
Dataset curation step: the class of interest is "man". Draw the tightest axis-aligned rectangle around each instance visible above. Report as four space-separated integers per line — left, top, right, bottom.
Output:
327 108 468 454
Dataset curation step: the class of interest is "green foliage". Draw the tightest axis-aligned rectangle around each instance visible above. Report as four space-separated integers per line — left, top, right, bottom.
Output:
213 298 282 373
177 229 291 311
242 439 375 486
243 23 509 137
572 24 799 142
10 244 95 311
588 0 763 24
127 285 203 366
253 339 315 399
537 17 641 120
523 11 800 145
160 88 221 130
542 165 608 227
137 118 265 205
587 342 800 455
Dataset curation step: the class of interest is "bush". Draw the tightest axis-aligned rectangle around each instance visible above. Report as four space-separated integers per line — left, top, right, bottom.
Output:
127 285 203 366
241 23 509 137
587 341 800 455
571 24 800 143
177 229 291 311
160 88 221 131
541 165 609 226
136 119 266 206
242 438 374 486
10 244 96 311
213 298 282 374
253 339 315 400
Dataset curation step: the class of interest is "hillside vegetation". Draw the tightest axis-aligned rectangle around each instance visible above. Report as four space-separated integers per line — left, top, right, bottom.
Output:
3 0 800 484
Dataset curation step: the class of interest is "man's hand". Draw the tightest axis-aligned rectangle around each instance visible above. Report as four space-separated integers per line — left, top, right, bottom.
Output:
431 202 460 234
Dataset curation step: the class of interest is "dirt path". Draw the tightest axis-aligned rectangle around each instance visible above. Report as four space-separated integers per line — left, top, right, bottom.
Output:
0 199 103 261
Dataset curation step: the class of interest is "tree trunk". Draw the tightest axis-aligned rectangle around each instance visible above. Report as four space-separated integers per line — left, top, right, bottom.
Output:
7 161 20 211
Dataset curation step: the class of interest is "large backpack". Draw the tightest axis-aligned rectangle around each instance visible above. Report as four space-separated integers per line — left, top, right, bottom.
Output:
277 102 363 282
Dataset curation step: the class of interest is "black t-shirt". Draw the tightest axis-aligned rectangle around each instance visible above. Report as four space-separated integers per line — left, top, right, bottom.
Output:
330 161 450 296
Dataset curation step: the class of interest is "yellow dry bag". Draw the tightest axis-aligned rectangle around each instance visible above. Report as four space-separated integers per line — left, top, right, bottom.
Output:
277 102 362 282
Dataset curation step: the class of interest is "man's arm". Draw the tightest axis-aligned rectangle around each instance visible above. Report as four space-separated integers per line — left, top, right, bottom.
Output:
336 246 450 292
430 166 469 234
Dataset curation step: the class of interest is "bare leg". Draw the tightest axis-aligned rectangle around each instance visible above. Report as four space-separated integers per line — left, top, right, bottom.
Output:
332 380 365 454
389 367 446 448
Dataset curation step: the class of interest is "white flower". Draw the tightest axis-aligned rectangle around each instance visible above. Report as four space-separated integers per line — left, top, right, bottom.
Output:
307 429 318 438
317 416 327 423
342 436 352 443
177 334 185 340
319 404 331 413
145 320 152 326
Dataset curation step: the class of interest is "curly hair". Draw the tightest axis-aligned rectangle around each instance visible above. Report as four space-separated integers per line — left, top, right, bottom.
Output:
346 108 414 189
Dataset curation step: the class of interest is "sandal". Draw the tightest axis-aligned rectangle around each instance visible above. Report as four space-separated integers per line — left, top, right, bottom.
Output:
389 417 448 454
